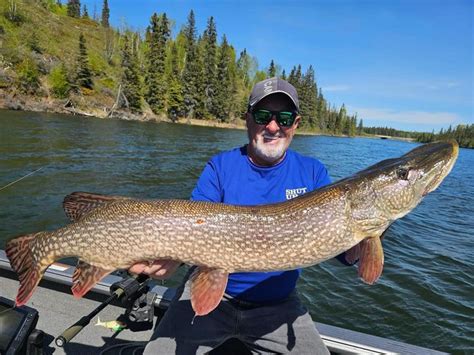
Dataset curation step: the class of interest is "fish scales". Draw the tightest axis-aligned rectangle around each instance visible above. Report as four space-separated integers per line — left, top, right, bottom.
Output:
33 195 355 273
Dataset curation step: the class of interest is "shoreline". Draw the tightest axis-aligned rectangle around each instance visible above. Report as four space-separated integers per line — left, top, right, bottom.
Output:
0 91 415 142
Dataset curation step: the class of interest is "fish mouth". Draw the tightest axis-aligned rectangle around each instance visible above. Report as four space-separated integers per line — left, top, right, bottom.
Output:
409 140 459 196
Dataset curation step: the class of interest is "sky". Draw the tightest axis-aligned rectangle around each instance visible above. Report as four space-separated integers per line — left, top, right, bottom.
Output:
81 0 473 132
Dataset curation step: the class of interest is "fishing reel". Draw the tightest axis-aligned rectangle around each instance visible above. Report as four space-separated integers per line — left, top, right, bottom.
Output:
55 273 156 347
110 273 156 327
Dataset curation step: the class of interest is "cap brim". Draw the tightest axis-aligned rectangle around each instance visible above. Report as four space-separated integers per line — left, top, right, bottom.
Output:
249 91 299 111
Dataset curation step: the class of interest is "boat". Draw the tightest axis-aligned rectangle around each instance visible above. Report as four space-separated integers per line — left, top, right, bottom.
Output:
0 250 447 355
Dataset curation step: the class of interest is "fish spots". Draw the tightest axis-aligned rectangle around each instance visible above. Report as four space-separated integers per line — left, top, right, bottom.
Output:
196 219 205 225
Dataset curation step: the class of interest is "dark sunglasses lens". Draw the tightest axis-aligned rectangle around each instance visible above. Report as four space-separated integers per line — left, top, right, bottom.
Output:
253 110 272 124
277 112 295 126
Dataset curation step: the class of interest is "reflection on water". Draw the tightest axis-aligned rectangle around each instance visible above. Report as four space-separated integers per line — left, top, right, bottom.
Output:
0 110 473 353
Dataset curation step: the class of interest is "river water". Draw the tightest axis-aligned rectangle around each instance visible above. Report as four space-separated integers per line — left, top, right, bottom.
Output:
0 110 472 353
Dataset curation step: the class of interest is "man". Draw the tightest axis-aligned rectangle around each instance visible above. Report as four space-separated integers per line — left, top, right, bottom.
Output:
132 77 343 354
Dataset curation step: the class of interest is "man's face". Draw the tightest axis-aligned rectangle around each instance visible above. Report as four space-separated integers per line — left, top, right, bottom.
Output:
246 93 300 166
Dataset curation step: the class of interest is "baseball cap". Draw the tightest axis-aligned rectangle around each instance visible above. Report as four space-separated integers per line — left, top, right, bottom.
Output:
248 77 299 112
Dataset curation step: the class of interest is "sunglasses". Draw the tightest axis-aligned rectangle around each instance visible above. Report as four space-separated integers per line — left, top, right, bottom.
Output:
251 109 298 127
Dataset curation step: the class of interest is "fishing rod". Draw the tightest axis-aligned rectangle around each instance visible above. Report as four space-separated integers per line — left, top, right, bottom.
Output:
55 273 152 347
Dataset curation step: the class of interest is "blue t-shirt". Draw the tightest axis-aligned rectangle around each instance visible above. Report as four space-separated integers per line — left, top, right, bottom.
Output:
191 145 332 303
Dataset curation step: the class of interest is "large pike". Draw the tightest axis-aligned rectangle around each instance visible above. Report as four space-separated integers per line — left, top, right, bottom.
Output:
6 141 458 316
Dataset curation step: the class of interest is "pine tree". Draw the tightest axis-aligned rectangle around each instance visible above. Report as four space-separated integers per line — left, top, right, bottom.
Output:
299 66 317 128
121 35 142 113
75 33 93 89
181 10 199 118
167 42 184 121
214 35 233 121
281 69 286 80
67 0 80 18
202 16 218 118
317 88 327 131
268 60 276 78
357 118 364 135
145 13 170 113
82 4 88 18
236 49 253 89
194 38 207 119
101 0 109 27
335 104 346 134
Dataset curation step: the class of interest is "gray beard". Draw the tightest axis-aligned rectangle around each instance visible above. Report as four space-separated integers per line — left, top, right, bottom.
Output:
253 140 287 164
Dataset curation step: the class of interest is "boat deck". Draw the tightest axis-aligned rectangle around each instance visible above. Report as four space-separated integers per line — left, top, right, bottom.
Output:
0 252 447 354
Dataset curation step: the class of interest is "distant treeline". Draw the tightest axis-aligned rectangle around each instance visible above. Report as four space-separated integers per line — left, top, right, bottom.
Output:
364 125 474 148
417 124 474 148
362 126 418 139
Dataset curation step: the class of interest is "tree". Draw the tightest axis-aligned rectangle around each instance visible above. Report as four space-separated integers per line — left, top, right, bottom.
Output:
101 0 109 27
299 65 317 128
75 33 93 89
202 16 218 118
67 0 80 18
214 35 233 121
268 60 276 78
49 64 71 98
121 35 142 112
17 58 40 94
82 4 88 18
167 42 184 121
357 118 364 135
145 13 170 113
181 10 199 118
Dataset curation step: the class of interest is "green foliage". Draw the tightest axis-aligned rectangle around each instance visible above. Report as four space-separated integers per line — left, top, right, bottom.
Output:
166 42 183 120
202 16 218 118
48 64 70 98
268 60 276 78
299 65 317 128
4 0 24 25
416 124 474 148
145 12 170 113
67 0 80 18
121 35 142 112
27 31 42 53
82 4 88 19
16 58 40 94
101 0 109 27
75 33 93 89
214 35 233 121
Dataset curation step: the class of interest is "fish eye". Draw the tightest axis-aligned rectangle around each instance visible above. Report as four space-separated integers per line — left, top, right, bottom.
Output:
396 168 410 180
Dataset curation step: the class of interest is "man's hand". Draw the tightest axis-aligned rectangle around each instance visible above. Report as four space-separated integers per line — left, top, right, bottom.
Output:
129 259 181 280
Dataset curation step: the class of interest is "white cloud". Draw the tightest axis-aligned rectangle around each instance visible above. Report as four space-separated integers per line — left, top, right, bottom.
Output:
324 84 351 92
349 107 461 125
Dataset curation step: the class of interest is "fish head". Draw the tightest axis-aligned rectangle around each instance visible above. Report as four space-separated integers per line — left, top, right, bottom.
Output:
349 140 458 236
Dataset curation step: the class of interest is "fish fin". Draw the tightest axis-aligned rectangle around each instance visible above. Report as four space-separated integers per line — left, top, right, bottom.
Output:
344 243 361 265
63 192 130 222
5 233 48 307
358 237 384 285
71 260 113 298
189 267 228 316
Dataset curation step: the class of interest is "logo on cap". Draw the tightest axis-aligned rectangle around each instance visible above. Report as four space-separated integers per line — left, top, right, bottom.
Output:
263 80 274 94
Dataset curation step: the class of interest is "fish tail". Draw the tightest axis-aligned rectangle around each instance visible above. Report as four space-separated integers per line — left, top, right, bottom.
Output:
5 233 49 307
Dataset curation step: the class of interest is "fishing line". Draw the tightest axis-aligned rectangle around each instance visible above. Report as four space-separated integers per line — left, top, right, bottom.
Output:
0 166 45 192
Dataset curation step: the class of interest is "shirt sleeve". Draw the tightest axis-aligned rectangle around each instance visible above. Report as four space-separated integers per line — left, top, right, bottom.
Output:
190 159 222 202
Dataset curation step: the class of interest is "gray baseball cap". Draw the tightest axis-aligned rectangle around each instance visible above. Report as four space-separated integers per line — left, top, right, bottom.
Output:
248 77 299 112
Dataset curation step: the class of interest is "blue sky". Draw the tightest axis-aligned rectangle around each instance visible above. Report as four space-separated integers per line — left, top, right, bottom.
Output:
82 0 473 132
